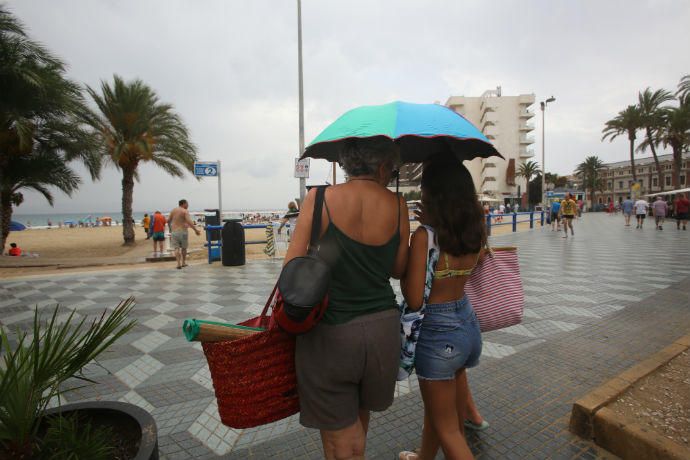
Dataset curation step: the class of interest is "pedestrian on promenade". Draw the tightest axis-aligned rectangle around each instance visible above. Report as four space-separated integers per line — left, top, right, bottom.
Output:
284 138 409 460
142 213 151 239
674 192 689 230
168 199 201 269
652 196 668 231
634 197 649 229
621 196 634 226
277 201 300 239
398 157 484 460
607 200 614 215
150 211 166 255
577 198 584 217
550 200 561 231
559 192 577 238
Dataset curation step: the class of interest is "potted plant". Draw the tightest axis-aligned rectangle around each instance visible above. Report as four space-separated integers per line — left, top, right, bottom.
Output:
0 297 159 459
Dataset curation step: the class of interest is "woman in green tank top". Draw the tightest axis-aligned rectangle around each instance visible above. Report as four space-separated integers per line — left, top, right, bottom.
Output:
284 138 409 459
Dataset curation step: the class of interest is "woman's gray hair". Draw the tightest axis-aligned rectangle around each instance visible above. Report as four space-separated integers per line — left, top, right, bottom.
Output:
338 137 400 178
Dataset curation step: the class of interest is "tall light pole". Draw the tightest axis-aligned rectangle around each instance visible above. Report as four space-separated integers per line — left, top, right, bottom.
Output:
540 96 555 207
297 0 306 202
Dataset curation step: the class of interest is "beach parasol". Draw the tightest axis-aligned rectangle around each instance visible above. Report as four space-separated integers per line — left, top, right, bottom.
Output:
9 221 26 231
303 101 502 163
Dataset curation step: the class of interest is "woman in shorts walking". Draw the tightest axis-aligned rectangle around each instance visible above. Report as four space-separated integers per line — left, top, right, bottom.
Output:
399 157 485 460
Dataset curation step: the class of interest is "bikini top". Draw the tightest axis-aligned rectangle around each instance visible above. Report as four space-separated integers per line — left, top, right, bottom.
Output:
434 252 481 279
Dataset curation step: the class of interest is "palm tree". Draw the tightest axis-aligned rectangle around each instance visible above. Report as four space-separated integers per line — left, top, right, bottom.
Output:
0 6 100 251
677 74 690 101
84 76 198 245
657 99 690 189
602 105 642 182
637 88 674 191
518 160 540 205
575 156 604 209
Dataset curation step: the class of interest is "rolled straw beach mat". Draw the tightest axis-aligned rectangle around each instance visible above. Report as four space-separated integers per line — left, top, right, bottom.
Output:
183 319 264 343
264 224 275 257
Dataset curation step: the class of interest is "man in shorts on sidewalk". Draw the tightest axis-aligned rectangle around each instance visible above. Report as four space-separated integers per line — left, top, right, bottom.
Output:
168 199 201 269
652 196 668 230
633 197 649 229
550 199 561 231
559 192 577 238
674 192 689 231
150 211 167 255
621 196 634 226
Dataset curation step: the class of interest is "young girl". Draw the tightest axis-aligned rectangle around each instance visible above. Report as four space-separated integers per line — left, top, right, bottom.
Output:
399 157 486 460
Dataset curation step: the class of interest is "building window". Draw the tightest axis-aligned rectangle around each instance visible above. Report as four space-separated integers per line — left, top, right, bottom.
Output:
628 180 632 187
619 181 623 189
652 177 658 187
608 181 612 190
681 175 686 185
639 167 644 173
665 175 672 186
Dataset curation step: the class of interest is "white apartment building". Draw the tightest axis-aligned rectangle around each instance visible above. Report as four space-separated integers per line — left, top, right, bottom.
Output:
446 88 536 204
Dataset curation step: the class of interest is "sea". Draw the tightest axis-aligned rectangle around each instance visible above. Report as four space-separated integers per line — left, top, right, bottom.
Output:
12 210 282 228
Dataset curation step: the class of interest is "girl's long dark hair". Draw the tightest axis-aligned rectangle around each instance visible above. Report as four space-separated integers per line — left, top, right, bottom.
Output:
421 156 487 256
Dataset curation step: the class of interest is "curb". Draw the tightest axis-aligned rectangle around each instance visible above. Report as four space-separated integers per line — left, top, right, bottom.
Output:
570 334 690 459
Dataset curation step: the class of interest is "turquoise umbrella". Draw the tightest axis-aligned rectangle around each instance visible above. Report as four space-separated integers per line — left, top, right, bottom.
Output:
303 101 502 163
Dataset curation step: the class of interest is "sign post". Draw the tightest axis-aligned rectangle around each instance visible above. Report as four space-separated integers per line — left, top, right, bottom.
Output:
194 161 222 217
294 158 310 179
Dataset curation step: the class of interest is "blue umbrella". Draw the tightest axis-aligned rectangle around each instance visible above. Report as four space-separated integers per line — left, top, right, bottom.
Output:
303 101 502 163
9 221 26 231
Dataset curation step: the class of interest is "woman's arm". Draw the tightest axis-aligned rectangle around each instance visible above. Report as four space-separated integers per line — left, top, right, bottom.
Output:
391 195 410 279
400 226 428 310
283 188 317 266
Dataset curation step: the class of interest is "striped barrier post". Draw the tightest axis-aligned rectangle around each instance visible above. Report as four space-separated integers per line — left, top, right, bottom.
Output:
263 224 275 258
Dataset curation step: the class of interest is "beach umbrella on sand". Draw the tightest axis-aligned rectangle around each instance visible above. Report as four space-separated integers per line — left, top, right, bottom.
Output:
9 221 26 232
303 101 502 163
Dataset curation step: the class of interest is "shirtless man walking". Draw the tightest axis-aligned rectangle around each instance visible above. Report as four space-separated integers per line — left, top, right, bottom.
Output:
168 199 201 269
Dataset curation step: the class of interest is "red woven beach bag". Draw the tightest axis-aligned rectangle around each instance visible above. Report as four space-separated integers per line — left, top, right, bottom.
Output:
464 246 524 333
202 285 299 429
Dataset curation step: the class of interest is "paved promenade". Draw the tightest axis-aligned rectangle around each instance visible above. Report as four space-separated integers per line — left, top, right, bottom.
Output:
1 213 689 459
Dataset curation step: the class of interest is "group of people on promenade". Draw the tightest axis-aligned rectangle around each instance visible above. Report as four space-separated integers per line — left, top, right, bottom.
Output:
284 139 487 460
548 192 579 238
618 194 689 230
142 200 201 269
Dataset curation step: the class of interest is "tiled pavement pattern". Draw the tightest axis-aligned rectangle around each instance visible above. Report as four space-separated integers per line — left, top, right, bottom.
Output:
1 213 689 459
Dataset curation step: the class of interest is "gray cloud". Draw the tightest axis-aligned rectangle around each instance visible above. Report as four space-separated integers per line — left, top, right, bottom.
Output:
7 0 690 213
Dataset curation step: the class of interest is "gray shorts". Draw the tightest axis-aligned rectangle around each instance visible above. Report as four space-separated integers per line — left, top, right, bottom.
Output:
171 231 188 249
295 308 400 431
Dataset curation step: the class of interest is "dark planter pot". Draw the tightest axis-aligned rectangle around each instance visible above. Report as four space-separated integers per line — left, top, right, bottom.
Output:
45 401 158 460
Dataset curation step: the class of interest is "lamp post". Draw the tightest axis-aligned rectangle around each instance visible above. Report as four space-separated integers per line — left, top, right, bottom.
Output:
297 0 306 202
540 96 555 207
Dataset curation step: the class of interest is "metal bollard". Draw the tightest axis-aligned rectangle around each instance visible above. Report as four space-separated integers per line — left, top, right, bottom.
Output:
512 213 517 232
540 210 545 226
486 214 492 236
530 212 534 229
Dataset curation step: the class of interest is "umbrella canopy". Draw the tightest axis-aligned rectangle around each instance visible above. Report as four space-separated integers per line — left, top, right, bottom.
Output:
303 101 502 163
9 221 26 231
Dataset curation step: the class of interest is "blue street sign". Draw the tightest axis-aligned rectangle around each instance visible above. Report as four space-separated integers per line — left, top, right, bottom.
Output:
194 162 218 177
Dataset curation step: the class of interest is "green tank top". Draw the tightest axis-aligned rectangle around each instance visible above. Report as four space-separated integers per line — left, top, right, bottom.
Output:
318 200 400 325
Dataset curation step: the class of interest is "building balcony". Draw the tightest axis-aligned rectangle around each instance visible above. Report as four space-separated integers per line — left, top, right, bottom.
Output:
480 98 499 113
482 124 499 137
519 109 534 119
519 121 535 132
519 134 535 145
480 110 498 125
519 148 535 159
482 162 497 173
518 94 535 105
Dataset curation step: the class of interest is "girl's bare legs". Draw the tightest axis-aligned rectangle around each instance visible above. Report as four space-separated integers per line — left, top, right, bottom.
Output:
465 375 484 426
417 370 474 460
320 410 370 460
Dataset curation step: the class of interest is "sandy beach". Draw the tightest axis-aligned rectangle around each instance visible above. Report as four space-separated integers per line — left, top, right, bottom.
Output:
1 224 275 278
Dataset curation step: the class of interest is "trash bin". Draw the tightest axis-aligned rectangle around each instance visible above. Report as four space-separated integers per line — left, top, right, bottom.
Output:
204 209 221 241
222 219 245 266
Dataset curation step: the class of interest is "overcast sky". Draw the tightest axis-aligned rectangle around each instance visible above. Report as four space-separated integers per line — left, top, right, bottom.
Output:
7 0 690 214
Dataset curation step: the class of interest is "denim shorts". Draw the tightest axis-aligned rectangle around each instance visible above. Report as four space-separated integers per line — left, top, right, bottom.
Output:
415 296 482 381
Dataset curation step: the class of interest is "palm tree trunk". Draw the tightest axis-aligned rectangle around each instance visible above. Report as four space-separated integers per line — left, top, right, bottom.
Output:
121 167 136 245
628 137 637 182
0 191 13 253
672 143 682 189
646 128 664 192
